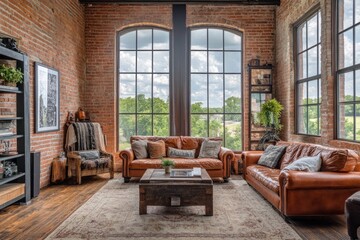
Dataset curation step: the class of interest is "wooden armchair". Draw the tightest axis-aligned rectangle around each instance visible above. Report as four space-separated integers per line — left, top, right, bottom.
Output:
65 122 114 184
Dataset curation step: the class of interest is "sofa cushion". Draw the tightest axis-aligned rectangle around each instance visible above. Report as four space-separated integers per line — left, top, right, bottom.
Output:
198 139 222 158
131 136 181 156
130 158 222 170
147 140 166 159
280 142 356 172
180 136 222 158
247 165 280 194
168 147 195 158
131 140 148 159
258 145 287 169
283 155 322 172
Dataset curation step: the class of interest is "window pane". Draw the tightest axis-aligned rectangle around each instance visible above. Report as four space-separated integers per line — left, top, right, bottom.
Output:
137 51 152 72
338 0 354 32
225 114 242 150
209 29 223 50
225 74 241 113
209 51 223 73
339 71 354 102
120 31 136 50
137 94 151 113
119 51 136 72
153 51 169 72
318 12 322 42
119 74 135 113
191 114 208 137
119 114 135 150
298 106 308 134
137 29 152 50
339 104 354 140
308 105 319 135
318 45 322 74
356 70 360 101
356 25 360 65
298 82 307 105
225 52 241 73
308 80 318 104
298 52 307 79
153 74 169 113
209 74 223 113
319 78 322 103
224 31 241 50
191 74 207 113
153 30 169 50
191 51 207 72
307 14 318 48
308 47 318 77
298 22 306 52
209 114 223 138
153 115 169 136
191 29 207 50
338 29 354 69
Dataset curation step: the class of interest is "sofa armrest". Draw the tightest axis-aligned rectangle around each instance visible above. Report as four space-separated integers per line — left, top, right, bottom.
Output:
279 171 360 190
242 151 263 180
219 147 234 179
67 151 83 160
119 148 135 178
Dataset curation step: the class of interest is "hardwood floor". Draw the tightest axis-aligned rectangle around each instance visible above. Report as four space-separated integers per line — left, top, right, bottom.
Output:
0 174 350 240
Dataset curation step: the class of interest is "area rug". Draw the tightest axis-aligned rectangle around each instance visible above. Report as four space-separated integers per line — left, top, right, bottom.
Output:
46 179 302 240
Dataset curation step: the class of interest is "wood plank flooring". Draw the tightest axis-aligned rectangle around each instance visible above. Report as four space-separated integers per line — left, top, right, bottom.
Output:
0 174 350 240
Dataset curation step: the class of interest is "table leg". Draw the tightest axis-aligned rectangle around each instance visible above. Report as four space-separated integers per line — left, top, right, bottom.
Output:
139 186 147 214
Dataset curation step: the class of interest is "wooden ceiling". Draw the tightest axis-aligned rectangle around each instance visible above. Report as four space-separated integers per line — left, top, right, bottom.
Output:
79 0 280 5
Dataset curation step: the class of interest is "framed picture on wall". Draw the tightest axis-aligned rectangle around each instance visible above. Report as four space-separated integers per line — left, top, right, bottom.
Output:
35 62 60 133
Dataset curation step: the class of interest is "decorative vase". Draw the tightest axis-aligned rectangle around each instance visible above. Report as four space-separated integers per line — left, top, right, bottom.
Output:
164 166 172 174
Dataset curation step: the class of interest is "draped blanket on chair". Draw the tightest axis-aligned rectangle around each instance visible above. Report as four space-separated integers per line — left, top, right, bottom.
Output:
65 122 109 170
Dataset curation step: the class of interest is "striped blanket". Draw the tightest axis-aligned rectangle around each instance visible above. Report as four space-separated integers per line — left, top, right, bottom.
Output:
65 122 106 152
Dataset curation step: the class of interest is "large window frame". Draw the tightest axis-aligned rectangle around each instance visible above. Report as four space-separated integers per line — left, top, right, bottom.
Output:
294 7 322 136
336 0 360 142
189 27 243 150
117 27 171 150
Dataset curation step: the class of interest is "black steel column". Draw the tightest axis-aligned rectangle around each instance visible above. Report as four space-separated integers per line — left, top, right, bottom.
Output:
171 4 189 136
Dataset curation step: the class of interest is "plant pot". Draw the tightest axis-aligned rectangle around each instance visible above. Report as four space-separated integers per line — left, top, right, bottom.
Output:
0 78 18 90
164 166 172 174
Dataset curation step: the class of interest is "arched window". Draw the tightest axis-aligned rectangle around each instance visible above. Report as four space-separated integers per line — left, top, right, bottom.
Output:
190 28 243 150
117 28 170 149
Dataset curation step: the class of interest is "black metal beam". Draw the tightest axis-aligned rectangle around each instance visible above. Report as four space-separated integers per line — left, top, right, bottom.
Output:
79 0 280 5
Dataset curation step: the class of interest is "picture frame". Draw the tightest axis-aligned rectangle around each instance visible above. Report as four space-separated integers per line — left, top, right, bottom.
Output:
35 62 60 133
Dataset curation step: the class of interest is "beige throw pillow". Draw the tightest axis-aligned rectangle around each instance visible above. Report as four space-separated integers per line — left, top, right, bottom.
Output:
198 139 221 159
168 147 195 159
131 140 148 159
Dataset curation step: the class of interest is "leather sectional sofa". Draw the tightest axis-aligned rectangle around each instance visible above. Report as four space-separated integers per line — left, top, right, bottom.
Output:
120 136 234 182
243 141 360 217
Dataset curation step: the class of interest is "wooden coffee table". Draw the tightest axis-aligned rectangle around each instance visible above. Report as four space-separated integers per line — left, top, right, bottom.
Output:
139 168 213 216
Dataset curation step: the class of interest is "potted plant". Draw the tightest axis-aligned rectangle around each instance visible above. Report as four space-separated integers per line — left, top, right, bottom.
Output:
257 98 284 150
161 158 175 174
0 64 23 88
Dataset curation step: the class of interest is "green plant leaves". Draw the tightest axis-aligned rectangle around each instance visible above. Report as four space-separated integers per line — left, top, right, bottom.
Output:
0 64 23 84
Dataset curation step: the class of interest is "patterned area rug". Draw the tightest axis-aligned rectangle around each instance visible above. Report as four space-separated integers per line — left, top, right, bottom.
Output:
46 179 302 240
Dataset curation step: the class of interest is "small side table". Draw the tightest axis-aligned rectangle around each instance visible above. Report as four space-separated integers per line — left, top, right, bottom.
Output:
232 153 243 175
51 157 67 183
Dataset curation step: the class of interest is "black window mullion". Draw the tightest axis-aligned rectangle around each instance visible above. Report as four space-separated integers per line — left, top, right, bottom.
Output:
206 28 210 137
222 30 226 146
151 29 154 136
135 30 138 135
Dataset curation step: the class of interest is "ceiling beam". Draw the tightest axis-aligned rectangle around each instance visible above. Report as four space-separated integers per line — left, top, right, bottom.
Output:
79 0 280 5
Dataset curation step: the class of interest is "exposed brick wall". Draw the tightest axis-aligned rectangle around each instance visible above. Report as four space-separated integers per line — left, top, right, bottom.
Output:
85 3 276 165
0 0 86 187
275 0 360 152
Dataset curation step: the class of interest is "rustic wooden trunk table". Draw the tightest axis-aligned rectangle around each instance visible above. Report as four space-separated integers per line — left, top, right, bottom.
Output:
139 168 213 216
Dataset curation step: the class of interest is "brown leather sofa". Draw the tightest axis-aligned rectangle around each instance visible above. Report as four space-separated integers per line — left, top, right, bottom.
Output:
243 141 360 217
120 136 233 182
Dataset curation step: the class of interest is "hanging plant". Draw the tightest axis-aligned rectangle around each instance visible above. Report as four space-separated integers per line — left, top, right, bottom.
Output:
258 98 284 132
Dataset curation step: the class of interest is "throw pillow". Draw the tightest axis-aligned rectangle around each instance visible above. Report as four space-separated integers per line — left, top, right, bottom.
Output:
78 150 100 160
198 139 222 159
168 147 195 159
147 140 166 159
131 140 148 159
258 145 287 169
283 154 322 172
